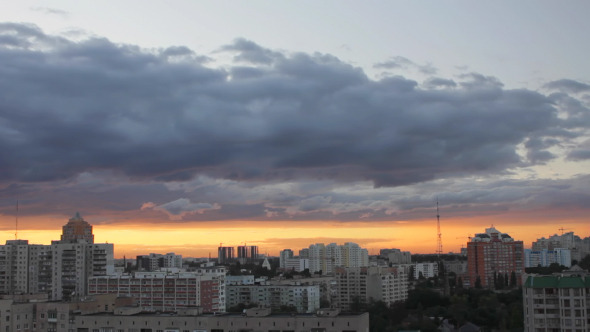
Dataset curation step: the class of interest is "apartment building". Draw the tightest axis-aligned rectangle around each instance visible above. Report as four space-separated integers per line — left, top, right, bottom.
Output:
0 213 114 300
523 273 590 331
1 296 368 332
308 242 369 274
524 248 572 268
88 271 226 313
279 249 294 269
414 262 439 279
467 226 524 288
226 284 320 313
333 266 408 310
136 252 183 271
532 232 590 262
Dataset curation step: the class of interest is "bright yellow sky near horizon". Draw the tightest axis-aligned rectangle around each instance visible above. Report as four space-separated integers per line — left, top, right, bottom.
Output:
1 214 586 259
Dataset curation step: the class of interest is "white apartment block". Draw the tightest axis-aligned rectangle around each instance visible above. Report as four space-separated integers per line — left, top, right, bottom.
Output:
525 248 572 268
523 273 590 331
284 258 310 272
334 266 408 310
88 270 226 313
226 284 320 313
0 240 114 301
414 262 439 279
308 242 369 274
533 232 590 262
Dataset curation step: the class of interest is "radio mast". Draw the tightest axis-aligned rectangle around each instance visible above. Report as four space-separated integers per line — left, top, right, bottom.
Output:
436 199 443 255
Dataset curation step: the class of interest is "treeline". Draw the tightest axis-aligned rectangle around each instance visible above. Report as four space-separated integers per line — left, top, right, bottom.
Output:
364 285 523 332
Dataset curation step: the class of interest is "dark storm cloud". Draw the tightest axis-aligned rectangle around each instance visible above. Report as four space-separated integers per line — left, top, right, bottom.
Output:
1 23 588 224
0 23 572 186
544 79 590 94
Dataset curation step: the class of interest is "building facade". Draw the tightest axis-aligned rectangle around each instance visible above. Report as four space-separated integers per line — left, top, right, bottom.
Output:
279 249 294 269
136 252 183 271
532 232 590 262
88 270 226 313
226 284 320 313
524 248 572 268
467 226 524 288
217 246 234 264
0 214 114 300
308 243 369 274
414 262 439 279
237 245 259 263
523 273 590 331
333 266 408 310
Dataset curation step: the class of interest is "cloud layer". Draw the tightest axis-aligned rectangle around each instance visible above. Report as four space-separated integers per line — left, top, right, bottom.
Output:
0 23 589 225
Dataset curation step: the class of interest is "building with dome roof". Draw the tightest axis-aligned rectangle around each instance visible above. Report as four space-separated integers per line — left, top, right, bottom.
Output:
60 212 94 244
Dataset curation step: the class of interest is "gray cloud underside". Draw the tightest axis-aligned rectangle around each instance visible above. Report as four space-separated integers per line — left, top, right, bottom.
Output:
1 23 589 222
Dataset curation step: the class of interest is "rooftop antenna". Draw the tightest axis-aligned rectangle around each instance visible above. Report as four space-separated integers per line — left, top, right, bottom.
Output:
436 199 443 255
15 198 18 240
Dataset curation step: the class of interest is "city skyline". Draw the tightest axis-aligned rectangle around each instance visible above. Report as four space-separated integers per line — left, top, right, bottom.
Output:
0 2 589 258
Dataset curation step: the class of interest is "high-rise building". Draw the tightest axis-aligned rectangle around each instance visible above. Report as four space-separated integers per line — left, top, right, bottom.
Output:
218 246 234 264
467 226 524 288
60 212 94 244
308 242 369 274
279 249 294 269
0 214 114 300
523 273 590 331
237 245 258 263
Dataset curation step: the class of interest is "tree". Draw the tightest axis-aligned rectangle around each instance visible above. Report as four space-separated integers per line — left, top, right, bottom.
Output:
510 271 517 287
475 276 482 289
579 254 590 270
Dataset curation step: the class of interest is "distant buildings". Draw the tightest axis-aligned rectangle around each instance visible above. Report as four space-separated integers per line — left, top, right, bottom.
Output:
0 213 114 300
308 242 369 274
524 248 571 268
533 232 590 262
237 245 259 263
523 271 590 331
279 249 294 268
136 252 183 271
467 226 524 288
217 246 234 264
414 262 439 279
380 248 412 264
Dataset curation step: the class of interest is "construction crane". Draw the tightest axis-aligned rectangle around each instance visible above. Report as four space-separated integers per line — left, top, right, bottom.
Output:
558 227 572 235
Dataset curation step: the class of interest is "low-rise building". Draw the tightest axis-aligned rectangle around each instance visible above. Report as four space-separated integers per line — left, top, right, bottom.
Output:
88 271 226 313
226 284 320 313
334 266 408 310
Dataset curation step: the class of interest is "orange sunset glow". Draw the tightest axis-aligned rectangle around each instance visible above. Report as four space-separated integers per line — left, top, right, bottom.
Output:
1 213 586 258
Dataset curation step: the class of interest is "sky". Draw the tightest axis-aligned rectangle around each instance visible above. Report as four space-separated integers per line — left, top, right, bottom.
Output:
0 1 589 258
